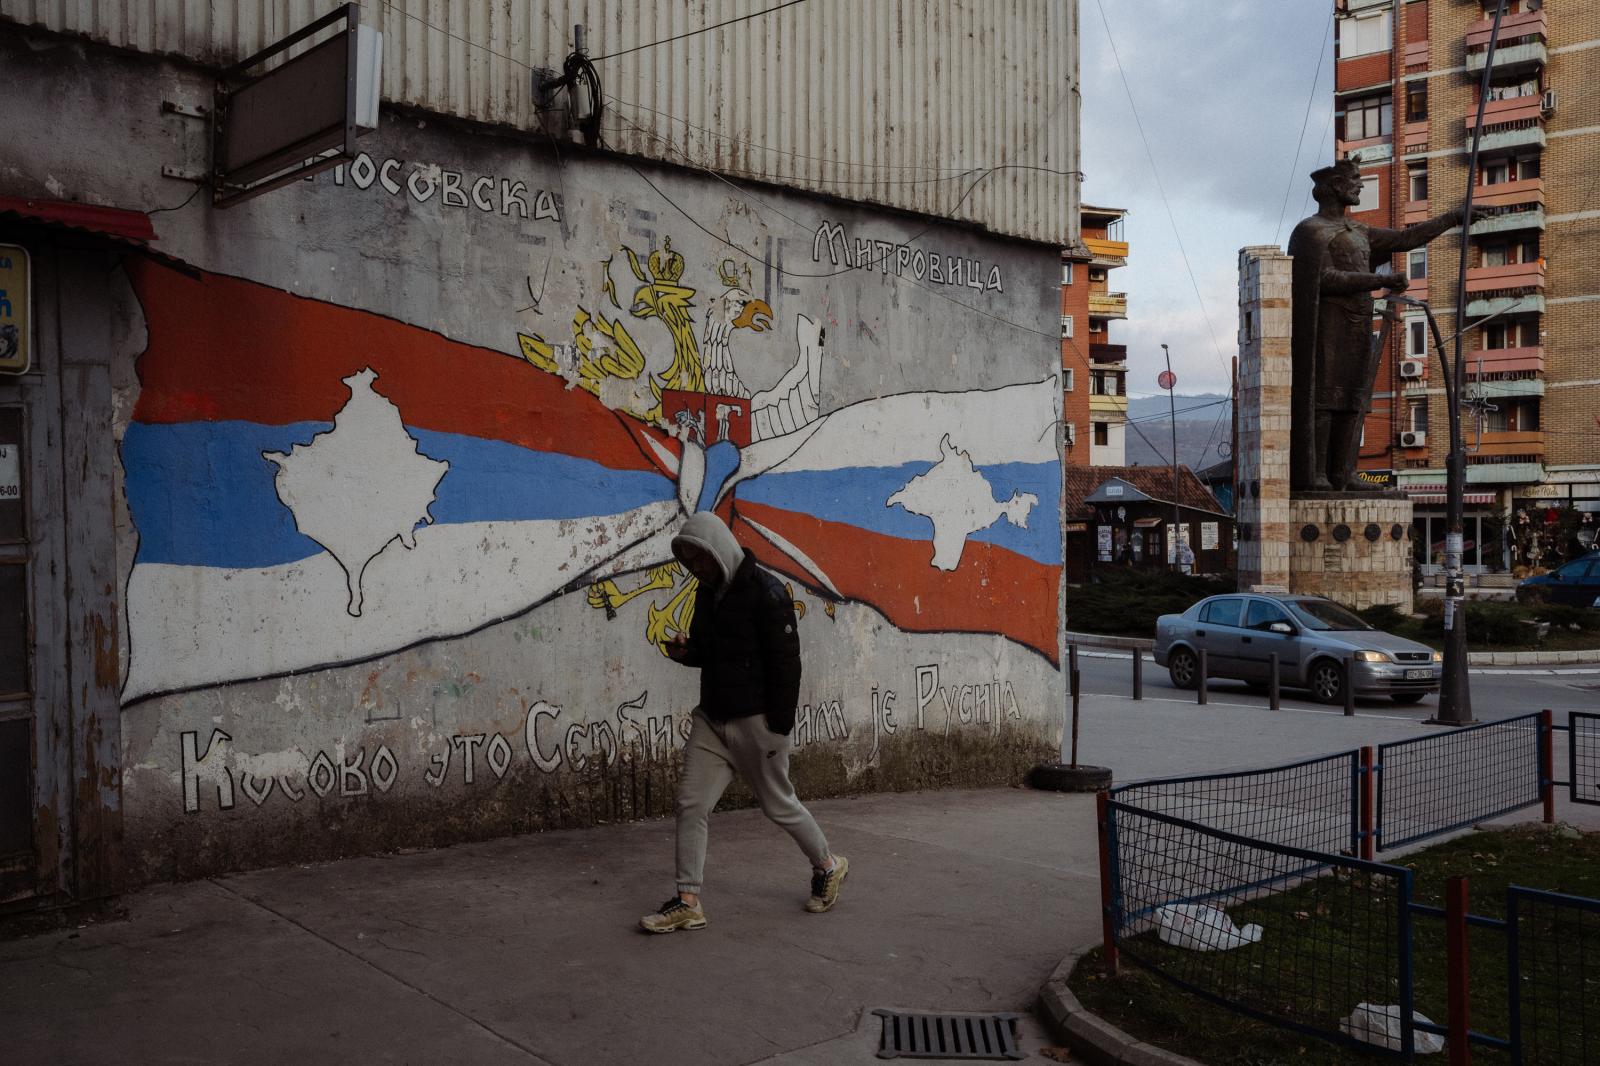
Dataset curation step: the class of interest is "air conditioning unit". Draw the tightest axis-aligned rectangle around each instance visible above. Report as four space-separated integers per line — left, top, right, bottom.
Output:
1542 88 1557 114
1399 359 1426 379
1400 430 1428 449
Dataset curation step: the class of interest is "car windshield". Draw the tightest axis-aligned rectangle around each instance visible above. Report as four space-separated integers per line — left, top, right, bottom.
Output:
1286 599 1373 631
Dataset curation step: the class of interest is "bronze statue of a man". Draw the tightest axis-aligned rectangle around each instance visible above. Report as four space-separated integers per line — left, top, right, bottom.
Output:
1287 159 1481 493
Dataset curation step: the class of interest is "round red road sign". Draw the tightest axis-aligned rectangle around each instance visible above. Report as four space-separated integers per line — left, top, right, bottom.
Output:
1157 370 1177 390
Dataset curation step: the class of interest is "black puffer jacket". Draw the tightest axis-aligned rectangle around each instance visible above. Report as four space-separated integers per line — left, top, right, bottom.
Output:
677 550 802 735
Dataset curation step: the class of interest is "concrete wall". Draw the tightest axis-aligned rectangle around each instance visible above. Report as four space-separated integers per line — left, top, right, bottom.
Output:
1236 246 1293 592
2 30 1064 882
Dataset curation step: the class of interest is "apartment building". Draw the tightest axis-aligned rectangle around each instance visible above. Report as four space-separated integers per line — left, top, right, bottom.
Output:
1333 0 1600 567
1062 205 1130 466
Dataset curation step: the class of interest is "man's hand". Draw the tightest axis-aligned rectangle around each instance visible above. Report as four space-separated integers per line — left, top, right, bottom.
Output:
664 633 691 662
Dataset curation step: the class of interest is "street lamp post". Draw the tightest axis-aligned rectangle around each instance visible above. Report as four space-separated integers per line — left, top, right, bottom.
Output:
1160 344 1183 573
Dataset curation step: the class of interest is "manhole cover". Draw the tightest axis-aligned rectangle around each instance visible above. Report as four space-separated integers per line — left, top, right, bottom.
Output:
871 1009 1024 1060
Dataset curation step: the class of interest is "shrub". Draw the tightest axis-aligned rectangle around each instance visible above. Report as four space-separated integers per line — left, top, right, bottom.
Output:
1355 603 1407 631
1532 603 1600 633
1417 600 1536 646
1067 569 1233 637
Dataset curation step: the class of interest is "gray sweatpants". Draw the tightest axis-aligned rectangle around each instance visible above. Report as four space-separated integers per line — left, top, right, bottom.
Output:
675 710 831 894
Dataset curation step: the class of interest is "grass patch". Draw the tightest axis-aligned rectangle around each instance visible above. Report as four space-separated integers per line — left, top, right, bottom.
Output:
1069 826 1600 1065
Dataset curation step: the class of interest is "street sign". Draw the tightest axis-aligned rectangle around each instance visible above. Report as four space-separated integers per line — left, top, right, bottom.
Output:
1157 369 1176 390
0 245 30 374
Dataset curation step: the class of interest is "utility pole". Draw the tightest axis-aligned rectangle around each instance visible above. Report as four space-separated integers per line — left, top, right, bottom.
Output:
1434 0 1509 724
1160 344 1183 572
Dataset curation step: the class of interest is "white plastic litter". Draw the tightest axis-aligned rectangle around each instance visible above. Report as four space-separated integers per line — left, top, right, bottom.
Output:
1340 1003 1445 1054
1153 904 1264 952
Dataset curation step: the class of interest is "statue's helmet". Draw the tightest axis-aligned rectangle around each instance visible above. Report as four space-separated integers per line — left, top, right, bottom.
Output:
1310 158 1362 188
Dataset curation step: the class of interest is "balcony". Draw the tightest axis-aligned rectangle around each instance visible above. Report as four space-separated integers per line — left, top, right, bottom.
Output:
1089 292 1128 319
1084 237 1129 268
1470 206 1545 237
1475 377 1546 400
1467 293 1545 319
1345 140 1393 165
1466 460 1545 484
1336 51 1391 92
1090 343 1127 364
1471 177 1543 210
1464 260 1545 295
1466 94 1544 131
1465 10 1547 75
1471 430 1545 459
1465 346 1545 376
1090 393 1129 418
1477 124 1547 154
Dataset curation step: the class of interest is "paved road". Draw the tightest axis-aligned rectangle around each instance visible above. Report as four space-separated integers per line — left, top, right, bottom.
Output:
1064 647 1600 717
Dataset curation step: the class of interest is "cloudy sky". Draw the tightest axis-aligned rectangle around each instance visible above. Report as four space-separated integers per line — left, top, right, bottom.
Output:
1080 0 1336 399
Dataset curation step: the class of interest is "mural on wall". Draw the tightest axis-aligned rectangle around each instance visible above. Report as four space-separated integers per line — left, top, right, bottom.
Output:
119 225 1061 704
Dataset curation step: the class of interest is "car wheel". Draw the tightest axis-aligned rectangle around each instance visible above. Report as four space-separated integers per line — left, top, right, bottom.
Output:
1391 693 1427 705
1168 648 1198 690
1309 659 1345 705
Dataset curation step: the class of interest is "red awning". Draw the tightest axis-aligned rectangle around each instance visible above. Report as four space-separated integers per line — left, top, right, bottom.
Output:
1409 493 1496 505
0 195 157 244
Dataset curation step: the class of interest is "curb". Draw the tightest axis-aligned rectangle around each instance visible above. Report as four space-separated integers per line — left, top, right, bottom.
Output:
1467 647 1600 666
1067 631 1600 667
1037 946 1204 1066
1065 631 1154 652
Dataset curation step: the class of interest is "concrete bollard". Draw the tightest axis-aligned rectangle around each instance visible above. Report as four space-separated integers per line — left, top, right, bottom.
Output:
1197 649 1209 706
1344 655 1356 717
1269 652 1281 711
1132 648 1143 701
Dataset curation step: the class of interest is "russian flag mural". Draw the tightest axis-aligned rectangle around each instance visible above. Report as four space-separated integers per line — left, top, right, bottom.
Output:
120 251 1060 703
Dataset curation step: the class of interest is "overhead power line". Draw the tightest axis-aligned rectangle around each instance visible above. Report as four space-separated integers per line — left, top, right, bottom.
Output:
591 0 813 63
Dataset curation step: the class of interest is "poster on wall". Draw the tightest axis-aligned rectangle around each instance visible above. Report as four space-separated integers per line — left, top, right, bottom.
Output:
1201 522 1219 550
0 245 30 374
1097 526 1113 561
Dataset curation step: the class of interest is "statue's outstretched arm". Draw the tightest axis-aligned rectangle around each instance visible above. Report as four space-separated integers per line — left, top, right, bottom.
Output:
1370 206 1473 254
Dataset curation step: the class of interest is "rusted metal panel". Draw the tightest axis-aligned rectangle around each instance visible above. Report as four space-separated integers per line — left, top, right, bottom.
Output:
56 250 125 900
0 0 1079 245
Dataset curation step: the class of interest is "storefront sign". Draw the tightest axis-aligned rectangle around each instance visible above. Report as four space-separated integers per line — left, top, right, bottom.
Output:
1355 469 1394 489
0 442 17 500
0 245 30 374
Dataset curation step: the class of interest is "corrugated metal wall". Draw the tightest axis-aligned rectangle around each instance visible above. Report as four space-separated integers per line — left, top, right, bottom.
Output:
0 0 1078 245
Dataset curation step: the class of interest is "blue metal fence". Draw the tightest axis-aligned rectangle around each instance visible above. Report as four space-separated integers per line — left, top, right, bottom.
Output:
1375 713 1544 851
1570 712 1600 809
1508 886 1600 1066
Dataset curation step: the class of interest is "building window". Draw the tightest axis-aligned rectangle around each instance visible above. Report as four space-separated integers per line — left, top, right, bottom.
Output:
1357 174 1382 213
1090 320 1104 334
1484 318 1536 350
1481 238 1538 267
1337 10 1393 59
1482 159 1510 185
1093 422 1110 447
1089 268 1107 283
1407 317 1429 357
1487 74 1539 101
1061 315 1074 339
1408 164 1428 203
1065 368 1075 391
1091 371 1107 396
1406 81 1428 123
1340 93 1393 141
1407 249 1428 280
1062 262 1074 285
1409 399 1429 432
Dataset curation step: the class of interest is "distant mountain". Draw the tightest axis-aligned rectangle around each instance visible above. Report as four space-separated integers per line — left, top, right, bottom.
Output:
1122 392 1232 471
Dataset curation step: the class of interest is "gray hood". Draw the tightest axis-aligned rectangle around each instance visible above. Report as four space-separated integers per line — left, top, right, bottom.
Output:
671 512 744 586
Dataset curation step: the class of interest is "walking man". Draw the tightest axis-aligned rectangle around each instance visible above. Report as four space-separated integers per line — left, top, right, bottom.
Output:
640 512 847 933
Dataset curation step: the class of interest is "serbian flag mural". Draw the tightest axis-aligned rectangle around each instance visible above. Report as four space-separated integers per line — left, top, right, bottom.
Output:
120 259 1060 702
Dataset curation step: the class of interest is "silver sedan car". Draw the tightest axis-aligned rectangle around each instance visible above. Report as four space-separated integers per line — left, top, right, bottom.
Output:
1153 593 1443 705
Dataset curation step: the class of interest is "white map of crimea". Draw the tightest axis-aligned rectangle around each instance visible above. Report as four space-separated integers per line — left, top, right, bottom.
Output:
264 368 449 617
888 434 1039 571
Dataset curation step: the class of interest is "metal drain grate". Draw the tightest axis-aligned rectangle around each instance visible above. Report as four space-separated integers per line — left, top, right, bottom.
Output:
871 1009 1024 1060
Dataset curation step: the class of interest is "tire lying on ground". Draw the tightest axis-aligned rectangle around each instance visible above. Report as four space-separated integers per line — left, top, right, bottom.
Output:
1027 763 1113 792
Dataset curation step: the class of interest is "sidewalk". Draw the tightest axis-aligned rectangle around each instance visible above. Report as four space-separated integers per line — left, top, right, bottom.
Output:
0 788 1101 1066
5 694 1593 1066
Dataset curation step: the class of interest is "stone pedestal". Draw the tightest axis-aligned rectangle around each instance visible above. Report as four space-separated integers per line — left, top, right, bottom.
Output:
1288 495 1415 612
1236 247 1415 612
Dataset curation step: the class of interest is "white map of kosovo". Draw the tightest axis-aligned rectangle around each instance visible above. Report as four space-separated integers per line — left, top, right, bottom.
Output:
264 368 449 617
888 434 1038 571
